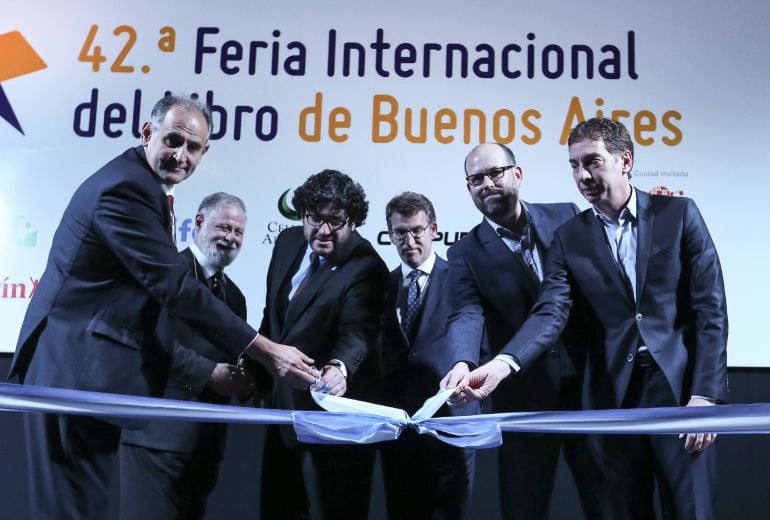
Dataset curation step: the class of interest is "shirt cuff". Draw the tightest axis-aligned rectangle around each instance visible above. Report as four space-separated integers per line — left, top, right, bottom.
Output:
237 333 261 365
494 354 521 374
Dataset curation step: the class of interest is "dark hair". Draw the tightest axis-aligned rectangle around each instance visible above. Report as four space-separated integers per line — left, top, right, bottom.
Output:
464 142 517 174
149 94 213 137
292 169 369 226
567 118 634 159
385 192 436 230
197 192 247 217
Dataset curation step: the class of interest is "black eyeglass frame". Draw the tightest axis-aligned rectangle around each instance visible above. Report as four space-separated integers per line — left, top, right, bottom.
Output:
304 212 350 231
466 165 515 187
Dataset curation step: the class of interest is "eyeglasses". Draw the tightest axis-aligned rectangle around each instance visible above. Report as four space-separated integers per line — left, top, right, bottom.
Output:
466 165 514 187
304 213 349 230
391 226 429 241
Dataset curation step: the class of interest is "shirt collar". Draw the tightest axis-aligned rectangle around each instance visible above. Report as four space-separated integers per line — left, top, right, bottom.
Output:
400 251 436 279
161 183 175 197
485 201 531 240
592 186 637 224
189 241 218 279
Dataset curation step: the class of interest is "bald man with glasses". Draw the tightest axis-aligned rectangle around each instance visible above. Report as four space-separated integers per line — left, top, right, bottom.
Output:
440 143 603 520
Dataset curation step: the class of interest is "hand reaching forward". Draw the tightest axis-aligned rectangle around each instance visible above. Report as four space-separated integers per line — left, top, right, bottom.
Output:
460 359 512 403
244 335 316 389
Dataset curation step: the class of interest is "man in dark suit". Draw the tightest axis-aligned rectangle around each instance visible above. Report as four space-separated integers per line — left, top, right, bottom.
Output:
378 191 477 520
441 143 602 519
461 119 728 519
10 95 316 519
258 169 389 520
119 192 254 519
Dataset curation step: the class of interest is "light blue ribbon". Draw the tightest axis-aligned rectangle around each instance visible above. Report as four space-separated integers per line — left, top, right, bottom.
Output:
2 383 770 449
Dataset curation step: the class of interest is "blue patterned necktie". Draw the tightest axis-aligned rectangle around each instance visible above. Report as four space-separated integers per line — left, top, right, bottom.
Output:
402 269 424 334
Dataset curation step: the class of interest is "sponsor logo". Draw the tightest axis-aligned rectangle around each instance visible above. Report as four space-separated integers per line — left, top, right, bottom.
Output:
377 230 468 247
277 189 300 220
0 31 47 135
0 276 38 299
649 186 684 197
4 215 38 246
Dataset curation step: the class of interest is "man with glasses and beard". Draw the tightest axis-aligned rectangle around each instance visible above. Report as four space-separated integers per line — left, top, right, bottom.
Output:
441 143 603 519
119 192 258 519
258 169 388 520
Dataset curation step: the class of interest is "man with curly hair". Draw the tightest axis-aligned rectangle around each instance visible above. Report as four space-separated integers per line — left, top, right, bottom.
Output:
258 169 389 520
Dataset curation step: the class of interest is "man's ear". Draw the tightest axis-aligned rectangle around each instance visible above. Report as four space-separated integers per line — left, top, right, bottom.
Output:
141 122 152 145
195 213 204 229
621 150 634 175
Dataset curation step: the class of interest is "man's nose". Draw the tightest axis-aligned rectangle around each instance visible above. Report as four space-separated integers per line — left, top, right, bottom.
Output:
480 174 496 188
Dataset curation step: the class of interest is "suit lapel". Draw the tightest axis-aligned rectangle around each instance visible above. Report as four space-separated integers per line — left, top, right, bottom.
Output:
282 231 363 333
586 210 636 303
477 220 540 304
526 202 555 250
387 268 410 346
634 189 654 304
413 257 447 344
283 260 337 330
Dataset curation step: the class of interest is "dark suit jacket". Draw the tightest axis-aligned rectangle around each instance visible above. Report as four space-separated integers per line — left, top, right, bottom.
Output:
504 190 729 409
121 247 247 453
447 202 582 411
260 226 388 422
381 256 479 417
10 146 257 402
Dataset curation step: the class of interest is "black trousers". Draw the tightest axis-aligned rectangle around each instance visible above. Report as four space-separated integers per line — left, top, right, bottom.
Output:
24 412 120 520
589 362 717 520
260 425 376 520
119 441 224 520
380 428 475 520
496 376 604 520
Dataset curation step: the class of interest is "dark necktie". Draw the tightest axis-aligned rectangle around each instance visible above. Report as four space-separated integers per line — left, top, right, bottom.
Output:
498 226 540 279
210 271 226 301
167 194 176 245
402 269 424 335
292 252 320 301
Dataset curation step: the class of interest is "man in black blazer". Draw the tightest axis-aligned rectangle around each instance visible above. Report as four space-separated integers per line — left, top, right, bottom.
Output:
462 119 728 519
258 169 389 520
441 143 602 519
120 192 255 519
378 192 477 520
10 95 316 519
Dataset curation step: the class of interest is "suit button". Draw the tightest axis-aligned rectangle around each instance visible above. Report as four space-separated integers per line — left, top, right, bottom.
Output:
550 349 558 357
635 313 643 322
626 353 634 362
408 352 416 359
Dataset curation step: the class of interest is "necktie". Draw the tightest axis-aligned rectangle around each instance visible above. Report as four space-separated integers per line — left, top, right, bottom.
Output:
210 271 226 301
402 269 424 335
167 194 176 245
292 252 320 301
498 226 540 280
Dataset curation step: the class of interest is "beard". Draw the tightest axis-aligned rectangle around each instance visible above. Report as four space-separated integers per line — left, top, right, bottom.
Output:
472 185 518 221
197 230 239 270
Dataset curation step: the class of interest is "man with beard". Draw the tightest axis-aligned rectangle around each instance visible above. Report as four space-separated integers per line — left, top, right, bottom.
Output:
440 143 603 519
458 119 727 519
119 192 256 519
259 169 388 520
